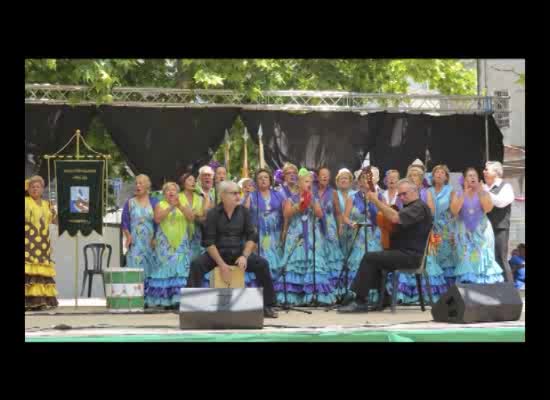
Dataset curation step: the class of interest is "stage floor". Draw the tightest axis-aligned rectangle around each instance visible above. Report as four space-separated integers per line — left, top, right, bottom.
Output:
25 299 525 342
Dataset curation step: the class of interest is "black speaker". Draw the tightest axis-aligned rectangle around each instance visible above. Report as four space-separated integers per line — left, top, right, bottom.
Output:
431 283 523 323
179 288 264 329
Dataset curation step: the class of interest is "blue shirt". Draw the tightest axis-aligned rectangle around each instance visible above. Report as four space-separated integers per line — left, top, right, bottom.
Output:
509 255 525 288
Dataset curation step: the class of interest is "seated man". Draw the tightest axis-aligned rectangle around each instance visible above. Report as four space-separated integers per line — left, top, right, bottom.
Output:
186 181 278 318
339 178 433 313
509 243 525 290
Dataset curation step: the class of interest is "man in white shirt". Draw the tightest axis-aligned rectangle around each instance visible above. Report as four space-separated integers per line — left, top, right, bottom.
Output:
196 165 216 204
483 161 515 282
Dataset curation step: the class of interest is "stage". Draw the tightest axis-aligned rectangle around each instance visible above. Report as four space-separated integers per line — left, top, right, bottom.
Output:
25 297 525 342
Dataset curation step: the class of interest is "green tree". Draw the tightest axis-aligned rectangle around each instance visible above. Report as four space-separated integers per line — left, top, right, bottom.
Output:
26 59 477 100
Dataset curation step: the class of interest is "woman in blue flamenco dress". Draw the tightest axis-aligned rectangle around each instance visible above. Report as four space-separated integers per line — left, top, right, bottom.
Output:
241 169 285 288
450 168 504 285
341 168 383 304
334 168 357 260
276 168 335 305
423 165 457 301
314 167 344 292
146 182 196 309
121 174 159 278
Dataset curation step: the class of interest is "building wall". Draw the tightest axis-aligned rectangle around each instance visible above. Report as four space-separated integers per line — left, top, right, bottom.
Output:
50 224 122 299
482 59 525 147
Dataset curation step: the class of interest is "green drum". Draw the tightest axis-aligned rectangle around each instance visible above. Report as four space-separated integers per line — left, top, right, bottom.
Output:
103 268 144 313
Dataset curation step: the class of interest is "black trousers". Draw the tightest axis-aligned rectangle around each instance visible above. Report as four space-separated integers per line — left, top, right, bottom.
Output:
186 252 276 307
350 250 421 301
494 228 514 283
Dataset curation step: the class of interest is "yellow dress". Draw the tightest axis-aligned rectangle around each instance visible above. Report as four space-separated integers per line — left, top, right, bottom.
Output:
25 196 58 309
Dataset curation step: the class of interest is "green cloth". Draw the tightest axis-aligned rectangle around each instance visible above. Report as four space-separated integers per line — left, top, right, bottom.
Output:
26 328 525 343
158 200 186 250
178 192 203 238
195 184 216 203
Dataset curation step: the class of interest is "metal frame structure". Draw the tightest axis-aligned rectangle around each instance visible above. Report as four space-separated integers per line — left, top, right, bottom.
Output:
25 84 512 160
25 84 509 114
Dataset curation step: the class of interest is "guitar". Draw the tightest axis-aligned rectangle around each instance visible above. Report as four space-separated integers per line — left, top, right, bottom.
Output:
364 166 398 250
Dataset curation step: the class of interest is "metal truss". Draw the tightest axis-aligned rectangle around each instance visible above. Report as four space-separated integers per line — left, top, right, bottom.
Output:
26 84 510 120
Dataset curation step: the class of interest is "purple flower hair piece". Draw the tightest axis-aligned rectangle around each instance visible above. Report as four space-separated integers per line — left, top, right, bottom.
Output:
458 175 464 187
274 169 284 185
208 160 221 170
311 171 318 184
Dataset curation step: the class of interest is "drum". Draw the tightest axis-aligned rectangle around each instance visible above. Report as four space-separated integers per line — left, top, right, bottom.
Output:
210 266 245 288
103 268 144 313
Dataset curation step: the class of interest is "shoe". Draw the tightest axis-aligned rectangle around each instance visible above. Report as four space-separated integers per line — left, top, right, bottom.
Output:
337 301 369 313
339 292 355 306
264 307 279 318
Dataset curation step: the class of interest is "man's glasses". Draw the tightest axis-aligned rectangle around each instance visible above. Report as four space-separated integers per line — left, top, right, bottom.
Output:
397 191 409 197
226 191 240 196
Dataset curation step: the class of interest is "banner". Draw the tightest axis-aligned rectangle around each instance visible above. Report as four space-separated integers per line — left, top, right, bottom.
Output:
55 160 105 236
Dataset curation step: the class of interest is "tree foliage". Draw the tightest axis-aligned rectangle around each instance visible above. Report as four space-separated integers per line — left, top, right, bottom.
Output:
26 58 477 99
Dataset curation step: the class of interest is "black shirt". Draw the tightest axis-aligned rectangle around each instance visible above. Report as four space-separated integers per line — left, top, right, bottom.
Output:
202 203 258 259
390 199 433 256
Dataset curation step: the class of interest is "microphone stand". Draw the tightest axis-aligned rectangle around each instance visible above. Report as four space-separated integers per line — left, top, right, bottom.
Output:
325 222 363 311
276 235 312 314
308 197 320 307
364 190 369 259
363 189 372 304
255 190 261 257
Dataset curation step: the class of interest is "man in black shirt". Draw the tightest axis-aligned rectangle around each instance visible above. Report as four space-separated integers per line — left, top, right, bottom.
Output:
186 181 278 318
339 178 432 313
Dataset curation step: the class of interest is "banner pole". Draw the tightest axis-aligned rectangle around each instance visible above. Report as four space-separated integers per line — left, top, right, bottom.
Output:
75 232 79 308
74 129 81 309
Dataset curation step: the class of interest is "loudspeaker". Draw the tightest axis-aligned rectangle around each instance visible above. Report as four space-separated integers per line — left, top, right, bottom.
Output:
179 288 264 329
431 283 523 323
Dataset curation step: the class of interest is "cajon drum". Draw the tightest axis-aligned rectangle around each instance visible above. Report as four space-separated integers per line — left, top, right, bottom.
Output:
210 266 245 288
103 268 144 313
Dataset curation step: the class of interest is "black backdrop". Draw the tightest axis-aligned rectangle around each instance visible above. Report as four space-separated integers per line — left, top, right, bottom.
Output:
242 111 504 178
25 105 504 189
98 106 240 188
241 111 372 175
25 104 97 185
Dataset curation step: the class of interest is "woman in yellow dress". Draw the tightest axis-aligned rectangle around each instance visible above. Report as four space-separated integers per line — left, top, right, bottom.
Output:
25 176 58 310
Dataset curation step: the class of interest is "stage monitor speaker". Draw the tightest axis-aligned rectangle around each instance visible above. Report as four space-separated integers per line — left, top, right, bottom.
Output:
431 283 523 323
179 288 264 329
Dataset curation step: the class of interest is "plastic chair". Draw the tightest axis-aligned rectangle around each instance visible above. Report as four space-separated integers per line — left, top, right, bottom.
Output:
81 243 112 298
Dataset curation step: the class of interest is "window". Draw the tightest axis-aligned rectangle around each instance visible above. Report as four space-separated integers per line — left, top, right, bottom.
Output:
493 89 510 128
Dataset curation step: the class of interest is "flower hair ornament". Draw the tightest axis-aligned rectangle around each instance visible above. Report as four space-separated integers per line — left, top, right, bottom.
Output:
311 171 318 183
274 169 284 185
208 160 221 171
298 167 311 178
